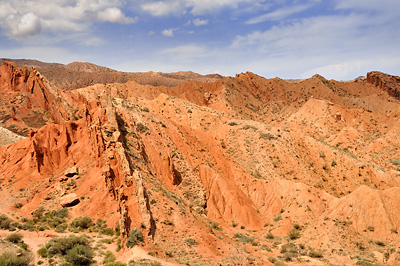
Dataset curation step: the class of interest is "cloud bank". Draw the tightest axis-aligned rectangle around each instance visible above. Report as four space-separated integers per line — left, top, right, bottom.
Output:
0 0 137 40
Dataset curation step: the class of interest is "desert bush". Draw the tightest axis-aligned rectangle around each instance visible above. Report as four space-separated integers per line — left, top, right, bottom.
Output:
32 207 45 219
5 232 23 243
288 229 301 240
103 251 116 264
55 223 68 233
260 133 276 140
233 233 256 245
375 240 385 247
14 203 23 209
184 238 198 247
209 221 221 230
64 245 94 266
126 229 144 247
265 232 275 239
129 259 161 266
100 228 114 236
105 262 127 266
10 222 22 229
309 249 323 258
0 214 11 230
45 235 90 257
69 216 94 231
0 251 33 266
136 122 149 133
21 222 35 231
37 247 48 258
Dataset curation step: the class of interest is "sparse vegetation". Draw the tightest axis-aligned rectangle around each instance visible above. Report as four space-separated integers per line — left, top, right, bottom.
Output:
69 216 94 232
126 229 144 247
184 238 199 247
5 232 23 243
103 251 116 264
0 251 33 266
233 233 257 246
288 228 301 240
64 245 94 266
209 221 221 231
309 249 323 258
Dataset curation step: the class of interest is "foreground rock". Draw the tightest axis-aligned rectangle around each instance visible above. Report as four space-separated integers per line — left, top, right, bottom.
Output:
60 193 80 207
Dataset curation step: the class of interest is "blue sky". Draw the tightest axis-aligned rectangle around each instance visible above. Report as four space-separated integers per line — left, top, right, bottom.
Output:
0 0 399 80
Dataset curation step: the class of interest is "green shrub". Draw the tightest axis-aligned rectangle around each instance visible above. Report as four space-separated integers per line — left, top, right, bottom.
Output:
6 232 23 243
265 232 275 239
103 251 116 264
105 262 126 266
0 214 11 230
55 223 67 233
0 251 33 266
69 216 94 231
233 233 256 245
100 228 114 236
126 229 144 247
130 259 161 266
18 242 28 250
309 249 323 258
14 203 23 209
37 247 48 258
115 224 120 237
45 235 90 257
209 221 221 230
21 222 34 231
184 238 198 247
96 219 106 229
32 207 45 219
288 229 301 240
64 245 94 266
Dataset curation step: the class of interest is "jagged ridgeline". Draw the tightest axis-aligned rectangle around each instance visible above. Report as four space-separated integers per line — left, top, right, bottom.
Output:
0 60 400 265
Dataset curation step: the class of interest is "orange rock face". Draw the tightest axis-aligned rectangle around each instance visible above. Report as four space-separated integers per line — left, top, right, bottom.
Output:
1 60 400 265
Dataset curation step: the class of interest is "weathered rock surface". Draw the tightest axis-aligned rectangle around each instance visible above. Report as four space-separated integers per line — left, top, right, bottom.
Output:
64 166 78 177
60 193 80 207
0 61 400 265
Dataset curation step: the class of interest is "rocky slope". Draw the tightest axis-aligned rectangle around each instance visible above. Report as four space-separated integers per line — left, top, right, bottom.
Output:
0 61 400 265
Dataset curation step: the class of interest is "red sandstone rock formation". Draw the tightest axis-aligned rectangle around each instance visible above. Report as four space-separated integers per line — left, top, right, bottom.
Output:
0 61 400 265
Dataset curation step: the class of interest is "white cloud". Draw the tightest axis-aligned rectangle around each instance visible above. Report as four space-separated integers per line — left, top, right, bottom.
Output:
229 12 400 79
139 0 266 16
0 0 137 40
141 1 182 16
335 0 400 15
4 12 42 39
246 4 311 24
193 18 208 26
97 7 138 24
162 29 174 37
232 14 371 52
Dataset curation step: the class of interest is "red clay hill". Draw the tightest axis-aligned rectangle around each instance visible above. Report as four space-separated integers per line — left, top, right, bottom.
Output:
0 60 400 265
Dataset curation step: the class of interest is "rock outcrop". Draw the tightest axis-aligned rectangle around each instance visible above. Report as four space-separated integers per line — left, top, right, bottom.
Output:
367 71 400 99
